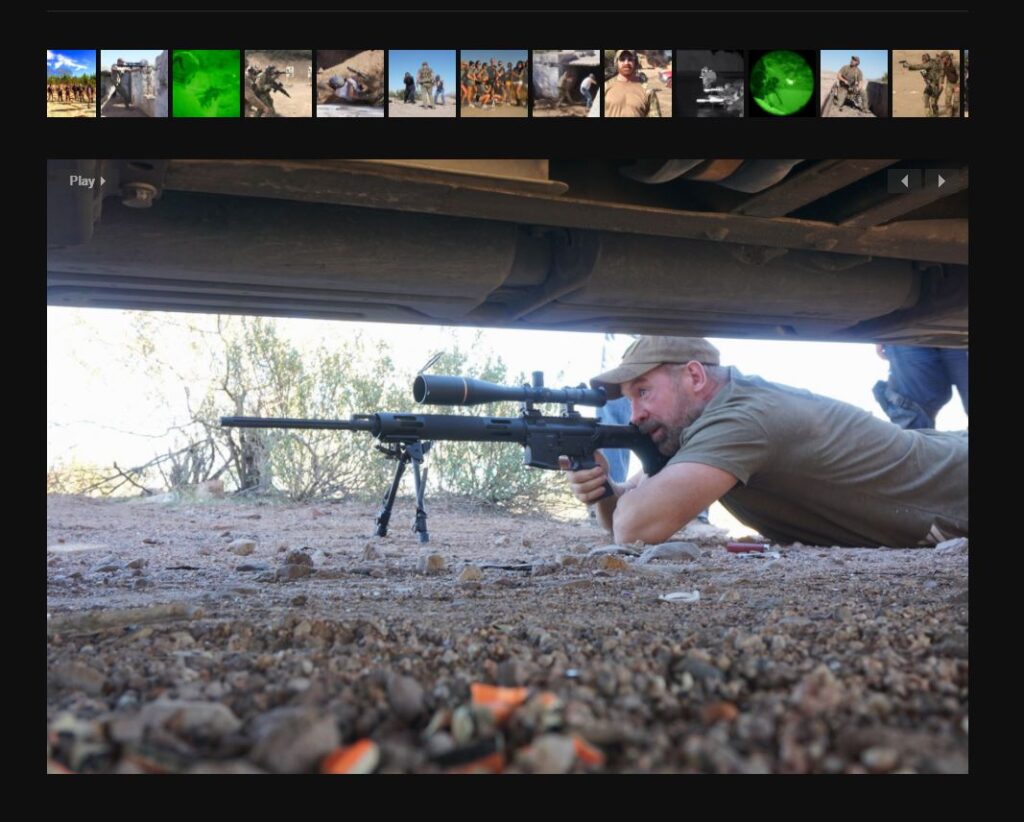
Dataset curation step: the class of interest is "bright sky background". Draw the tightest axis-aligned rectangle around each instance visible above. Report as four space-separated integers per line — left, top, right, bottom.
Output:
460 50 528 66
47 49 96 76
99 49 163 69
47 307 968 470
820 49 887 82
388 50 455 92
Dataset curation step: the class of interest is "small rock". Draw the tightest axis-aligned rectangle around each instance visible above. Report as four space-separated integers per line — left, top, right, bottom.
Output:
559 555 579 567
678 656 722 684
638 541 701 563
458 565 483 583
284 550 314 567
387 674 426 723
138 699 242 738
291 595 308 607
418 553 446 575
935 537 968 554
185 760 265 774
791 665 845 716
50 662 107 696
237 563 269 572
352 564 385 577
597 555 629 572
587 544 641 558
249 708 340 773
861 746 900 773
516 734 576 774
277 564 312 581
126 558 148 570
496 659 525 687
361 542 382 561
531 562 560 576
426 732 456 759
90 556 125 573
228 539 256 556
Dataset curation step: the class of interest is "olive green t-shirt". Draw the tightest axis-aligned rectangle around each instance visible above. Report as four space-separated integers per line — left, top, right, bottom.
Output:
667 367 968 547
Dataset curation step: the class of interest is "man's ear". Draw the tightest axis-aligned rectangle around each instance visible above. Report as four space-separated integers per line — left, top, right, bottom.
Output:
685 361 712 392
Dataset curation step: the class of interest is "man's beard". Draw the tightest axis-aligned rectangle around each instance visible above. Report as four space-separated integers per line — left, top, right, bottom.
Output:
638 405 702 456
638 419 686 457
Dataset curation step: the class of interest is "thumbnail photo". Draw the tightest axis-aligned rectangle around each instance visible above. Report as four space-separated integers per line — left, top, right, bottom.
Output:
892 49 960 118
459 51 529 117
316 50 384 118
748 49 816 117
820 51 888 118
531 50 601 117
46 49 96 118
603 49 671 118
675 50 743 118
171 50 241 118
388 50 456 118
244 51 311 118
100 50 168 118
963 50 969 118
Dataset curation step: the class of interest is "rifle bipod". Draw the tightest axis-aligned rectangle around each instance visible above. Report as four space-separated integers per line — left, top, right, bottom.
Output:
373 441 432 542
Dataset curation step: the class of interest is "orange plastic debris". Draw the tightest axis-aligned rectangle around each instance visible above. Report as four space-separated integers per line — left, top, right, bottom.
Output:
470 683 529 705
701 701 740 723
572 735 605 767
321 738 380 774
470 683 530 724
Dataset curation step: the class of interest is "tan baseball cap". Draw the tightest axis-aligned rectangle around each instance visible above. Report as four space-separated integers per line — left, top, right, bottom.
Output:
590 336 721 399
614 49 636 62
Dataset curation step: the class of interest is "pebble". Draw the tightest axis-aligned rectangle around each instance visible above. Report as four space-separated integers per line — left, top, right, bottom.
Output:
228 540 256 556
418 553 446 575
277 564 313 581
249 708 341 773
458 565 483 583
387 674 426 723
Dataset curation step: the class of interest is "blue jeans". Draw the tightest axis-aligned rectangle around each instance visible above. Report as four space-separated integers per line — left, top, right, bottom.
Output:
434 89 444 105
582 88 593 109
597 396 632 483
873 346 968 430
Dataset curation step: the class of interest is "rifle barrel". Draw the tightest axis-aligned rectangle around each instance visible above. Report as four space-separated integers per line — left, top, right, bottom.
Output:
220 416 375 432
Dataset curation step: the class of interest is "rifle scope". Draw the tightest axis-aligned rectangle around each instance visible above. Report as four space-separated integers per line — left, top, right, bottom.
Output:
413 372 607 407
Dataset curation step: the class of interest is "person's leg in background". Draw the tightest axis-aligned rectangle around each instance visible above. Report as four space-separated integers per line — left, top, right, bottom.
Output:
873 345 964 429
597 396 631 484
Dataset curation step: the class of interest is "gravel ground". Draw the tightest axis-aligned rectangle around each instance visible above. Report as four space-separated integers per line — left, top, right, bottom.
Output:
46 493 968 773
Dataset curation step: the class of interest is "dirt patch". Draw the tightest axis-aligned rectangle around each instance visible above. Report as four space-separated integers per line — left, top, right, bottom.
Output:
532 101 589 118
461 102 528 118
47 101 95 118
388 98 456 118
47 493 968 773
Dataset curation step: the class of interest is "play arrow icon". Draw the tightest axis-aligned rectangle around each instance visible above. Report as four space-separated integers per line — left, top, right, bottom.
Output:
901 174 909 189
937 174 945 188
